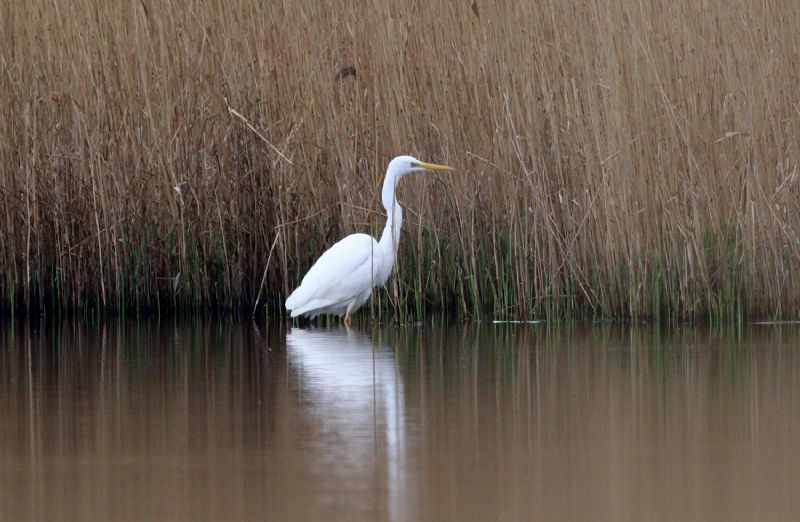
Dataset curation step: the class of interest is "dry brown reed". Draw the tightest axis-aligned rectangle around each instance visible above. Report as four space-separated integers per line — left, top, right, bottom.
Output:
1 0 799 320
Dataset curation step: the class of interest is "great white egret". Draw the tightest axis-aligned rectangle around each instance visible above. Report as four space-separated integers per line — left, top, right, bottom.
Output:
285 155 454 326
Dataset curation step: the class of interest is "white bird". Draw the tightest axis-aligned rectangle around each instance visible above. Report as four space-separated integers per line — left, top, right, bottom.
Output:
285 155 454 326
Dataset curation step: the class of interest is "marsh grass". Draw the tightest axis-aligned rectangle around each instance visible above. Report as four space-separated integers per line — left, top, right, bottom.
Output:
1 0 799 320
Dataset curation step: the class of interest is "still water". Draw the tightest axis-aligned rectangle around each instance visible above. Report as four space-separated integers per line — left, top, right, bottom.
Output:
1 319 799 521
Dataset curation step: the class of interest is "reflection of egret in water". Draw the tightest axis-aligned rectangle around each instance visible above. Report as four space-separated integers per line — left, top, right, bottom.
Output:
285 327 410 520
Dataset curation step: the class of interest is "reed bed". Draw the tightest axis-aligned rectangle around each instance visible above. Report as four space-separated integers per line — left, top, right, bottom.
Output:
1 0 799 320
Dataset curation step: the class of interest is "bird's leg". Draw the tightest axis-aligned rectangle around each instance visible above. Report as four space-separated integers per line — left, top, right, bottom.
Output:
343 312 352 329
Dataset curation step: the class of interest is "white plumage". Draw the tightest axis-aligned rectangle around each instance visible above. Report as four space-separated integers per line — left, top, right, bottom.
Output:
285 155 454 326
285 233 386 318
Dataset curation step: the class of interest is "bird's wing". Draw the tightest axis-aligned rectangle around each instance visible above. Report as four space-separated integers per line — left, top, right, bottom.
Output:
285 233 380 314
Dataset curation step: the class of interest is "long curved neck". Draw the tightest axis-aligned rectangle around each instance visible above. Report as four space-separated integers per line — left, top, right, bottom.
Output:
381 167 401 211
378 169 403 257
378 203 403 254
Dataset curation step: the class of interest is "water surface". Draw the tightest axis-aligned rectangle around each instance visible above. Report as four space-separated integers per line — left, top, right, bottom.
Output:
1 319 799 521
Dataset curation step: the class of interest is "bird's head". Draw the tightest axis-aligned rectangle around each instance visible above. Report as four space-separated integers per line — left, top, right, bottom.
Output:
388 155 455 179
382 155 454 211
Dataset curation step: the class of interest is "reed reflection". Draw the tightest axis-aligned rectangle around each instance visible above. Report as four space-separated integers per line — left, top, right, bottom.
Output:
0 321 799 521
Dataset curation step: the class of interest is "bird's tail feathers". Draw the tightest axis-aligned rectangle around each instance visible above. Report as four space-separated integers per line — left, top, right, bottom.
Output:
288 298 338 318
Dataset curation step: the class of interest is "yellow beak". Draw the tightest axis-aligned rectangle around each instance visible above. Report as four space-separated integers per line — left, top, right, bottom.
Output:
414 161 455 171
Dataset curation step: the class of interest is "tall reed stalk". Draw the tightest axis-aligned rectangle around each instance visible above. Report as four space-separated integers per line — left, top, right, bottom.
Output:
1 0 799 320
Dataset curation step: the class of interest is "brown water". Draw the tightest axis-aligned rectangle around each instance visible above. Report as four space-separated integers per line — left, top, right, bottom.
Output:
1 319 799 521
